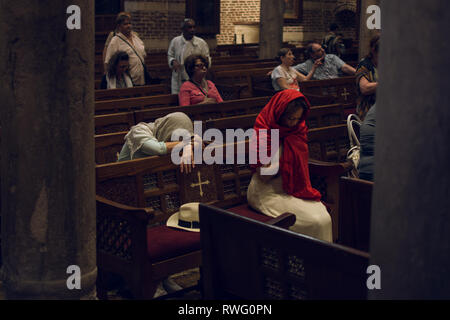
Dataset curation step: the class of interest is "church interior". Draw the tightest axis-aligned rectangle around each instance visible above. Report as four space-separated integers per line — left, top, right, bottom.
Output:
0 0 449 302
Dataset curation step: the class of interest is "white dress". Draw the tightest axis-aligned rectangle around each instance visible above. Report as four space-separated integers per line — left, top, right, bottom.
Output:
246 147 332 242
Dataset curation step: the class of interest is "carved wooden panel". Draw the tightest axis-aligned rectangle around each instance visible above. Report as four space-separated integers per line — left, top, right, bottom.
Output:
97 215 132 261
97 176 138 207
180 165 218 203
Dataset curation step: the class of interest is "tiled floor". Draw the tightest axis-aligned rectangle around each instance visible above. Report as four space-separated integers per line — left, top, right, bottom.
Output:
0 269 201 300
106 267 202 300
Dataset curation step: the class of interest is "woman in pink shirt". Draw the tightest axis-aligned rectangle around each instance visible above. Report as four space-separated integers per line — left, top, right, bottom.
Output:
178 54 223 106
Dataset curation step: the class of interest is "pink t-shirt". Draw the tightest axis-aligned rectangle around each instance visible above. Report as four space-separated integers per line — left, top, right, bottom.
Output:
178 80 224 106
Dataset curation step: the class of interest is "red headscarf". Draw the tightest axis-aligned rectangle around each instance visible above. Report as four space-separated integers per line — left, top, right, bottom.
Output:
250 89 321 201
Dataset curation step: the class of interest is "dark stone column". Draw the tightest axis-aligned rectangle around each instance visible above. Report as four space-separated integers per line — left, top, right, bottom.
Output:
0 1 96 299
259 0 285 59
359 0 381 60
369 0 450 299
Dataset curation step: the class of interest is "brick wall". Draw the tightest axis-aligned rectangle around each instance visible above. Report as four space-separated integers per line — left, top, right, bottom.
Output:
218 0 357 46
124 0 186 53
121 0 357 52
217 0 260 45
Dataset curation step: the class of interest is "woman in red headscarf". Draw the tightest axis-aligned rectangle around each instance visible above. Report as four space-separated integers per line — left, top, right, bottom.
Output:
247 89 332 242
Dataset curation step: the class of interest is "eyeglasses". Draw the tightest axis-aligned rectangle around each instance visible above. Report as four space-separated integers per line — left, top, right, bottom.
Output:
195 63 206 69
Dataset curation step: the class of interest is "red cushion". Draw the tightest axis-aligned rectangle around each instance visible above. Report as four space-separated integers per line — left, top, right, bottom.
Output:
227 204 272 222
147 225 200 262
146 204 269 262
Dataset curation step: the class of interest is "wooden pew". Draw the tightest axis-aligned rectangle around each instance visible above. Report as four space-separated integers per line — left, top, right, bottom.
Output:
95 141 296 299
95 94 178 115
213 67 275 98
94 99 344 135
133 96 271 124
95 84 170 101
200 203 370 300
203 103 345 133
95 125 352 243
338 177 373 252
95 112 135 135
95 131 127 164
94 96 271 135
299 76 357 114
308 124 349 163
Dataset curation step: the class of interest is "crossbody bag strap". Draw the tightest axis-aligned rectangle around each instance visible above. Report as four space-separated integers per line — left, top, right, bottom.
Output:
189 80 208 96
115 35 145 67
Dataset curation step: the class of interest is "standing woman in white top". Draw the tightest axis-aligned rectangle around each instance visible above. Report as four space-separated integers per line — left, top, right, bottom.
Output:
104 13 147 85
271 48 321 92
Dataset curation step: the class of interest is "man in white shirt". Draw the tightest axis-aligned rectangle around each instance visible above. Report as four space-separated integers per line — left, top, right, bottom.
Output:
168 19 211 94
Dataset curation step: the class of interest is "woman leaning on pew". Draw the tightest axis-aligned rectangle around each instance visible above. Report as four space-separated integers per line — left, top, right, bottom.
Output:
178 54 223 106
271 48 321 92
117 112 201 173
247 89 332 242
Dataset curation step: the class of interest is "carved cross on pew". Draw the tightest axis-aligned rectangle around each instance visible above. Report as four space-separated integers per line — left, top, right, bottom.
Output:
190 171 210 197
341 87 350 101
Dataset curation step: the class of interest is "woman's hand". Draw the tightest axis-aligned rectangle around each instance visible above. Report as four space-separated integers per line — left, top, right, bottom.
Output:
200 96 217 104
180 143 194 174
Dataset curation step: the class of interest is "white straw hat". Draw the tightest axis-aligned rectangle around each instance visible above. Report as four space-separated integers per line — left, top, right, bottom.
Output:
166 202 200 232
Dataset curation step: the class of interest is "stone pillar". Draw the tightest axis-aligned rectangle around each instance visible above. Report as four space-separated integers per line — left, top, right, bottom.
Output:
259 0 285 59
369 0 450 299
0 1 96 299
358 0 380 60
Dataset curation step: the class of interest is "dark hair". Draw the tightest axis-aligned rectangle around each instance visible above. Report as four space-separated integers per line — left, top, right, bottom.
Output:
276 48 292 63
305 41 322 59
107 51 129 77
181 18 195 30
329 23 339 31
184 54 209 79
368 34 380 59
115 12 131 28
279 98 308 125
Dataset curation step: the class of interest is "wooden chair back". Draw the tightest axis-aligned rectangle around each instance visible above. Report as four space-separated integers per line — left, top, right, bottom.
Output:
338 177 373 252
200 203 370 299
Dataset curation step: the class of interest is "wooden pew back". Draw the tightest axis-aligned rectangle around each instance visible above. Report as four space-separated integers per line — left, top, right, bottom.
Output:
95 84 170 101
338 177 373 252
95 94 178 115
299 76 357 111
95 131 127 164
95 112 135 135
96 142 253 223
133 96 270 124
308 124 349 163
200 203 370 299
214 67 274 98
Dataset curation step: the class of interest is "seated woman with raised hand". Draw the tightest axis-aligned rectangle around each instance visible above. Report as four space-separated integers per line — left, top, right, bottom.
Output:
100 51 134 89
178 54 223 106
271 48 320 92
247 89 332 242
117 112 200 173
